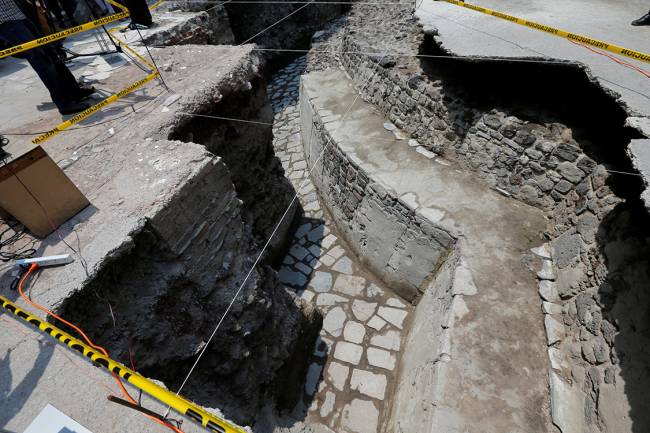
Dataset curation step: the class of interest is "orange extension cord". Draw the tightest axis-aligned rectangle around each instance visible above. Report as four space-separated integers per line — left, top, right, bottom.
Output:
18 263 185 433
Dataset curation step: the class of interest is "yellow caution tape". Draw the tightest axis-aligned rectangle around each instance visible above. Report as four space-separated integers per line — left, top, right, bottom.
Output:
0 295 248 433
32 71 159 144
442 0 650 64
0 12 130 60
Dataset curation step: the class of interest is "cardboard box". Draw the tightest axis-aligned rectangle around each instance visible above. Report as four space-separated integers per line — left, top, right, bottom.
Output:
0 144 89 238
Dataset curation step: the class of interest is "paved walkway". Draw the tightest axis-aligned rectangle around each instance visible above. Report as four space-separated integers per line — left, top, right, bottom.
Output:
268 58 412 433
302 68 553 433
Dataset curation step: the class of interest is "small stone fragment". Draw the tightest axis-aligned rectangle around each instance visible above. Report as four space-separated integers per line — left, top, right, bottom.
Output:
344 321 366 344
367 315 386 331
370 329 401 351
341 399 379 433
386 298 406 308
279 267 308 287
350 369 387 399
377 306 407 329
537 259 556 281
539 280 559 302
320 391 336 418
333 275 367 296
323 306 347 337
334 341 364 364
367 347 396 370
327 361 350 391
545 315 564 346
366 284 384 298
352 299 378 322
332 256 354 274
310 271 333 293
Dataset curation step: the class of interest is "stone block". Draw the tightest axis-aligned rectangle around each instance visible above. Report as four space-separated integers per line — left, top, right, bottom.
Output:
350 369 387 399
367 347 396 370
327 361 349 391
341 399 379 433
323 306 347 337
344 321 366 344
352 299 378 322
334 341 364 364
377 306 408 329
551 232 582 269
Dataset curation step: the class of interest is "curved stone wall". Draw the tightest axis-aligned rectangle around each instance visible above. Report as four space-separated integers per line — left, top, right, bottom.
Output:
299 76 457 303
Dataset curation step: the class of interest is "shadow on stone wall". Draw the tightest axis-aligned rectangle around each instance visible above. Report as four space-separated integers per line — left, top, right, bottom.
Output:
417 34 644 201
593 201 650 433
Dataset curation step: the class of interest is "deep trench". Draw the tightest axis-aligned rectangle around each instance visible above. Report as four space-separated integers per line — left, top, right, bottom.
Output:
56 73 322 425
48 7 650 432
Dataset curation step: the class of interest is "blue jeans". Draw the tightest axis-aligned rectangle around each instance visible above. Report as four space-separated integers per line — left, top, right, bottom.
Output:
0 19 82 110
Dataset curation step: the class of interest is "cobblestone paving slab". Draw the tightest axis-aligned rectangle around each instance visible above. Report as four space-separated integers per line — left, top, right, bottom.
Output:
268 55 412 433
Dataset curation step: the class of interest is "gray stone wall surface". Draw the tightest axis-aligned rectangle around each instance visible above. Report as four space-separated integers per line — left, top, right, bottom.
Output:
337 4 648 431
144 7 235 46
300 77 456 303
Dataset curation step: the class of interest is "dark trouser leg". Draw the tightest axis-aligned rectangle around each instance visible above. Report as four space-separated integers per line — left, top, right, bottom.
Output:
44 0 65 24
0 19 81 111
59 0 79 23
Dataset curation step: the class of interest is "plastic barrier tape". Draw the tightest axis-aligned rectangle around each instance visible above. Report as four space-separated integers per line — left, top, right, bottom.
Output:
0 12 130 60
443 0 650 64
0 295 247 433
32 72 159 144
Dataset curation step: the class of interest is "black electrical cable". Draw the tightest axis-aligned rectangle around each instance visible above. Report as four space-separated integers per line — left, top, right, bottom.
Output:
0 218 37 262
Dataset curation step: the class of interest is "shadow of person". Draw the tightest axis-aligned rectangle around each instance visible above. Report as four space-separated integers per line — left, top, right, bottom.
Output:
595 200 650 432
0 328 55 429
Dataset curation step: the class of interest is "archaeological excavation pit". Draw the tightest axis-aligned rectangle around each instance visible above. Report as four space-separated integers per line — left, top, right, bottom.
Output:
0 2 649 433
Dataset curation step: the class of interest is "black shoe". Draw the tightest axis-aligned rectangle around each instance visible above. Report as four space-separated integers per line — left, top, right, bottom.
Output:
75 85 96 100
632 12 650 26
59 101 90 115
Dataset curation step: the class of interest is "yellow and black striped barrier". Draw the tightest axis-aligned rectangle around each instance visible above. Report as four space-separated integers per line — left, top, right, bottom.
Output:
0 12 130 60
32 71 160 144
0 295 248 433
442 0 650 64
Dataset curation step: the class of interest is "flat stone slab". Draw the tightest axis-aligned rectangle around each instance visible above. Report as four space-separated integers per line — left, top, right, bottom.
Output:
341 399 379 433
350 369 387 400
334 341 364 364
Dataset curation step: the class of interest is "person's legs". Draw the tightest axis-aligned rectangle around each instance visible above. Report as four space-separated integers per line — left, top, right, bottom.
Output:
631 10 650 26
0 19 90 113
44 0 65 26
59 0 79 25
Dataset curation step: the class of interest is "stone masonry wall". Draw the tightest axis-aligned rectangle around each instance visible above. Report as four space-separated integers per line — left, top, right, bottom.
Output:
341 36 611 212
300 77 456 303
145 7 235 46
58 148 312 424
338 5 644 431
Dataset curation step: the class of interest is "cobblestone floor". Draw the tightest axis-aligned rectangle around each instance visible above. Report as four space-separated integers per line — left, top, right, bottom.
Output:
268 57 412 433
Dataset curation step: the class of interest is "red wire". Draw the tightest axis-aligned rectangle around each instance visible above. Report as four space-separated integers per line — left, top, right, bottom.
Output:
17 264 185 433
569 39 650 79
